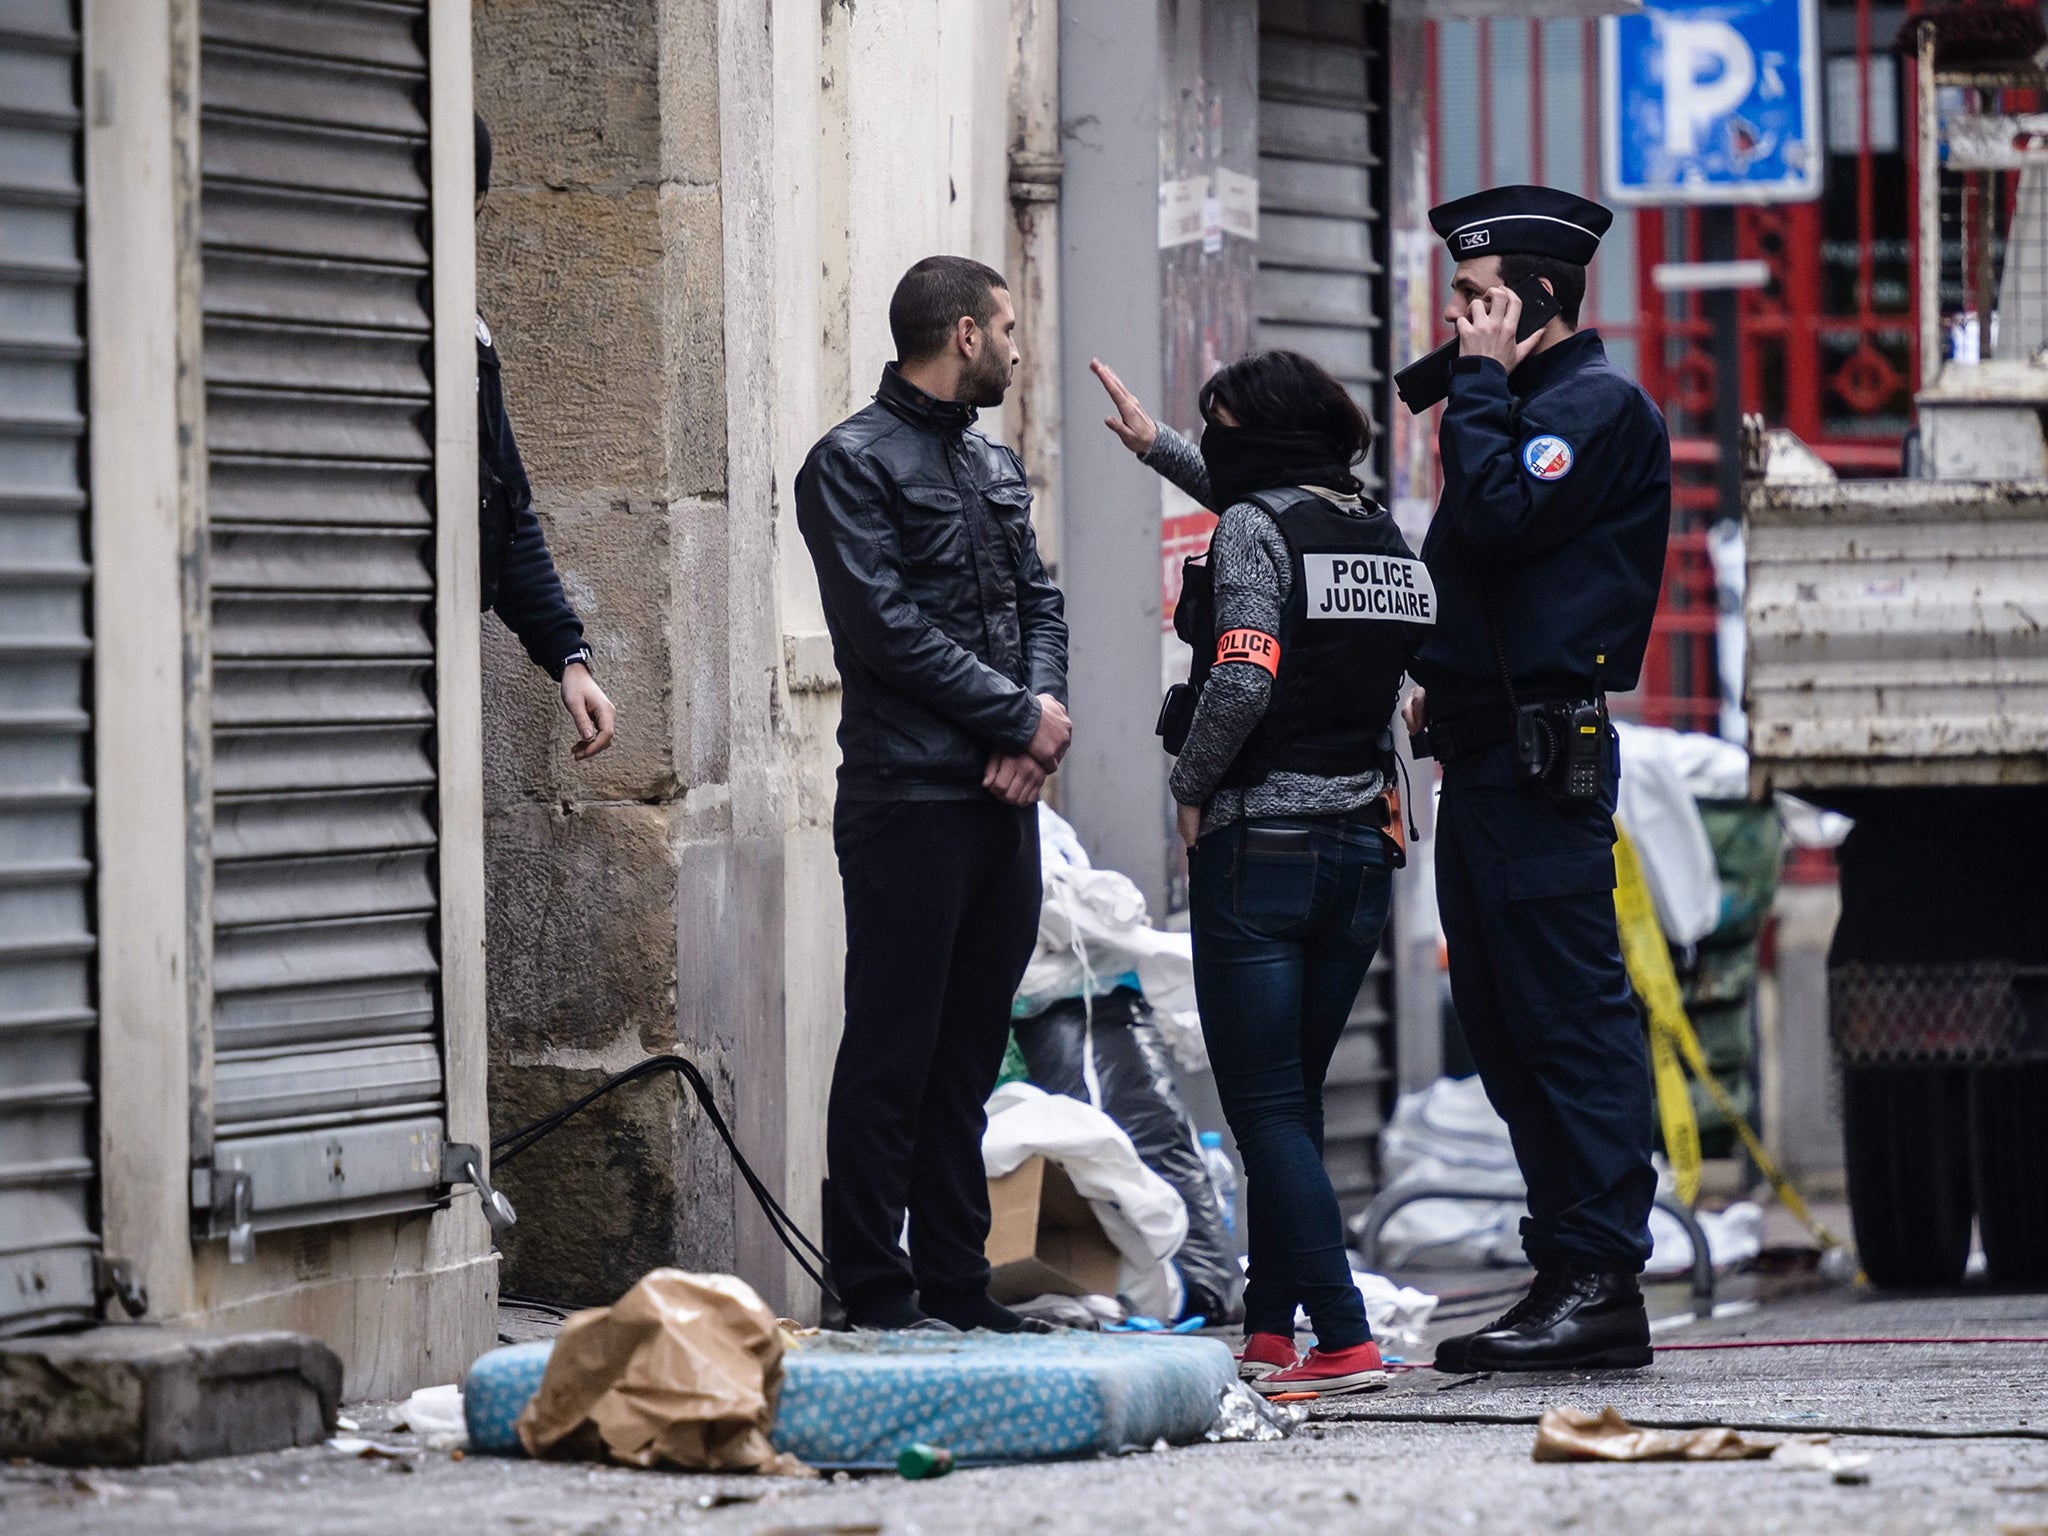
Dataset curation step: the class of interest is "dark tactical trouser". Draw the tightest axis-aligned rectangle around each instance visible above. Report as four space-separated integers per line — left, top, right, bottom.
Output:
1434 735 1656 1273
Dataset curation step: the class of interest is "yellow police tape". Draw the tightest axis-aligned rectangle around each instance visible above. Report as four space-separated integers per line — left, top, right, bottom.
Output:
1611 824 1844 1251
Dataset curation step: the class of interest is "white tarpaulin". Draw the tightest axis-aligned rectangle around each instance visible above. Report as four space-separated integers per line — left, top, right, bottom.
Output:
983 1081 1189 1319
1018 809 1206 1072
1613 722 1724 947
1372 1076 1765 1276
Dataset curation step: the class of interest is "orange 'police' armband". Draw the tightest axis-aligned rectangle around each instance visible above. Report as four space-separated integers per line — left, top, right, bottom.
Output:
1215 628 1280 676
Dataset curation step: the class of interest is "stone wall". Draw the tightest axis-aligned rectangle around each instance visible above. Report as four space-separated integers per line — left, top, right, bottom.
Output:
474 0 760 1305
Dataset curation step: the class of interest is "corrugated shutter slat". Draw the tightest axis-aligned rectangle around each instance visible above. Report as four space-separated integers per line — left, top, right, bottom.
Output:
0 0 97 1334
201 0 446 1212
1258 3 1389 494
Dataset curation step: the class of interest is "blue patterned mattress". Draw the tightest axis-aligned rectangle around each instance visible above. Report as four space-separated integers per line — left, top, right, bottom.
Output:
463 1330 1235 1468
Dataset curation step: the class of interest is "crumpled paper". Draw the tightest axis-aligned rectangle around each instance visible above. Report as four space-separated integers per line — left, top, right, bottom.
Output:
515 1269 810 1475
1533 1406 1782 1463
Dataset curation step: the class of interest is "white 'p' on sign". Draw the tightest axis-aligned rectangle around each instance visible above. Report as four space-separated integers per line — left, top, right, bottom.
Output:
1302 553 1437 623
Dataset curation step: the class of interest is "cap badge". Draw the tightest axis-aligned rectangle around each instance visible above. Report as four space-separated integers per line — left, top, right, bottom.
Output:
1457 228 1490 252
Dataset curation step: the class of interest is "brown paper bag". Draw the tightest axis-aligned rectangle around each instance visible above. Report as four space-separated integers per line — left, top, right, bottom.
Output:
515 1269 809 1474
1532 1405 1779 1463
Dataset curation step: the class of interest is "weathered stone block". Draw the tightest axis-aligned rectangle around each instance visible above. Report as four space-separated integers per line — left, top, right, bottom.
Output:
473 0 662 189
0 1328 339 1465
489 1057 738 1305
485 800 681 1059
477 185 670 494
479 491 684 805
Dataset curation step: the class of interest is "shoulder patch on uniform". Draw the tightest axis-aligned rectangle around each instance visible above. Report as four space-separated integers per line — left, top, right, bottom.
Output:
1521 434 1573 481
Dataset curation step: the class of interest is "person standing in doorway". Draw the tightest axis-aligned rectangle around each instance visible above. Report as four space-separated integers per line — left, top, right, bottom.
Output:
1405 185 1671 1372
796 257 1070 1332
475 114 616 759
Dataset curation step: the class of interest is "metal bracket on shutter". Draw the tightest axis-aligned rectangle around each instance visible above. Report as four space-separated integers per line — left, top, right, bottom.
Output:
440 1144 517 1236
94 1256 150 1319
191 1165 256 1263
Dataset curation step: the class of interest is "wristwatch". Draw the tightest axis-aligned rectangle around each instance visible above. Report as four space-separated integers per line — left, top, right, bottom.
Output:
561 646 593 676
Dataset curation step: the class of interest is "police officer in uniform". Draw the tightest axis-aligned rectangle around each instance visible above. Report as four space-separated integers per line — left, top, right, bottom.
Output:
1097 349 1432 1396
1404 186 1671 1371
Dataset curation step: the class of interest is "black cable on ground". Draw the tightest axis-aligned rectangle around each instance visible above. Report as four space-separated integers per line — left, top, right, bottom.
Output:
492 1054 836 1303
1312 1409 2048 1442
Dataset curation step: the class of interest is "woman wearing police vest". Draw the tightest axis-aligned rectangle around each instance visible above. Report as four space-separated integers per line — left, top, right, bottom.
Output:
1095 351 1434 1397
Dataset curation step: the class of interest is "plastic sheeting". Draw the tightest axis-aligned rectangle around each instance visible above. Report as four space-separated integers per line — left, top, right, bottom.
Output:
1613 722 1724 947
1019 810 1206 1072
983 1082 1188 1321
1013 990 1241 1323
1372 1076 1764 1275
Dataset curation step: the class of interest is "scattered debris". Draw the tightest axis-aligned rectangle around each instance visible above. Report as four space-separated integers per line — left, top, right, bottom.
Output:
398 1383 467 1450
1207 1381 1303 1443
1769 1438 1872 1476
1533 1406 1780 1462
697 1489 767 1507
324 1437 412 1460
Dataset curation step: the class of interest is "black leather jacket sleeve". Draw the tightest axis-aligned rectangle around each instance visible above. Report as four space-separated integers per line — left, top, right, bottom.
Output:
796 442 1042 751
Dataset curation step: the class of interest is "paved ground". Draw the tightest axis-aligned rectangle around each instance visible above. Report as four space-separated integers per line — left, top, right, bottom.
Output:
6 1275 2045 1536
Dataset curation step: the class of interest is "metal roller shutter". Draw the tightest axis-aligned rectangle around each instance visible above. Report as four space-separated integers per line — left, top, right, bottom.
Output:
0 0 97 1333
197 0 448 1242
1257 0 1391 493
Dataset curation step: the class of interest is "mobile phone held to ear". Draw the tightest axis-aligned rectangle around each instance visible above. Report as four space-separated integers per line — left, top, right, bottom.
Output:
1393 277 1562 415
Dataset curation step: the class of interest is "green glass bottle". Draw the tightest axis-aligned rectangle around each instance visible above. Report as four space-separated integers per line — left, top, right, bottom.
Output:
896 1443 955 1480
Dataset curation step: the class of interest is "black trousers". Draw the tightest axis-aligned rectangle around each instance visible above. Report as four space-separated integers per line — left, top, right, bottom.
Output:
1434 737 1655 1273
825 797 1042 1319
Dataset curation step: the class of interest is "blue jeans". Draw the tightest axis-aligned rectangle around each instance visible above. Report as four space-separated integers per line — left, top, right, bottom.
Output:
1189 814 1394 1350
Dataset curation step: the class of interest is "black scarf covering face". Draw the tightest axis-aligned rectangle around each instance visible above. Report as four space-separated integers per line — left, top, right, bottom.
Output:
1199 425 1361 514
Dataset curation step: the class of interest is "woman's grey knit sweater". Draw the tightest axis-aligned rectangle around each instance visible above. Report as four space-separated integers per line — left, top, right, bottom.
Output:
1144 425 1388 836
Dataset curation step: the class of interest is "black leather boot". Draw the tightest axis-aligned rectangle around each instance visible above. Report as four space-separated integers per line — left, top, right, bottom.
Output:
1462 1268 1651 1372
1430 1280 1556 1373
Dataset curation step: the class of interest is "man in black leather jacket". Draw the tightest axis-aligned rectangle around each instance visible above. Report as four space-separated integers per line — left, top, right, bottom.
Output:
476 115 615 760
796 256 1069 1332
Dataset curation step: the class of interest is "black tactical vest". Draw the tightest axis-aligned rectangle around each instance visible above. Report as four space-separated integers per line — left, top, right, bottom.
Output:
1217 486 1434 788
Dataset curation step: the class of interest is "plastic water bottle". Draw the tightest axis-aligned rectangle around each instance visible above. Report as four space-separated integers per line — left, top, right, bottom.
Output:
1200 1131 1238 1236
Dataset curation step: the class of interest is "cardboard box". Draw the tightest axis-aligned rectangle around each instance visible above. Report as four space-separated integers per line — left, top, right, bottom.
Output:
984 1156 1122 1303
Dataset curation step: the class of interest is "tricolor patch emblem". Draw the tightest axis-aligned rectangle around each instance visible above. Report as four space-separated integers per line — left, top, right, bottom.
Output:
1522 434 1573 481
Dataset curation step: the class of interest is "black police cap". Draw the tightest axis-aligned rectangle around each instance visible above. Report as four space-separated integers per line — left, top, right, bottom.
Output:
1429 185 1613 266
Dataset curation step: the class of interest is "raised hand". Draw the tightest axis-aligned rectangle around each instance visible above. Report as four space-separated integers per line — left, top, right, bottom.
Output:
1091 358 1158 455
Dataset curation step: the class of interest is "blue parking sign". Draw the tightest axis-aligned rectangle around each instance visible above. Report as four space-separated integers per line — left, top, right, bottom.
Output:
1601 0 1822 205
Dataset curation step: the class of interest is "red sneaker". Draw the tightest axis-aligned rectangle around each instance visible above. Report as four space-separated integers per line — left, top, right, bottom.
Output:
1250 1340 1388 1398
1234 1331 1299 1381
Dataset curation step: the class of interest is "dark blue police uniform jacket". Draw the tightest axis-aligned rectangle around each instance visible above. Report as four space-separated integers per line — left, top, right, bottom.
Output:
1416 330 1669 717
1420 328 1671 1275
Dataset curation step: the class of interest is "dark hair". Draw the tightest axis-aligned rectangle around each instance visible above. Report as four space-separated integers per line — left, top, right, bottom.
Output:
1498 252 1586 328
889 256 1008 363
1198 349 1374 466
475 113 492 197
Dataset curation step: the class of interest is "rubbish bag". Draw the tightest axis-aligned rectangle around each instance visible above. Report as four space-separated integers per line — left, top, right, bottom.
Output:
1013 988 1241 1323
514 1269 807 1474
983 1082 1188 1321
